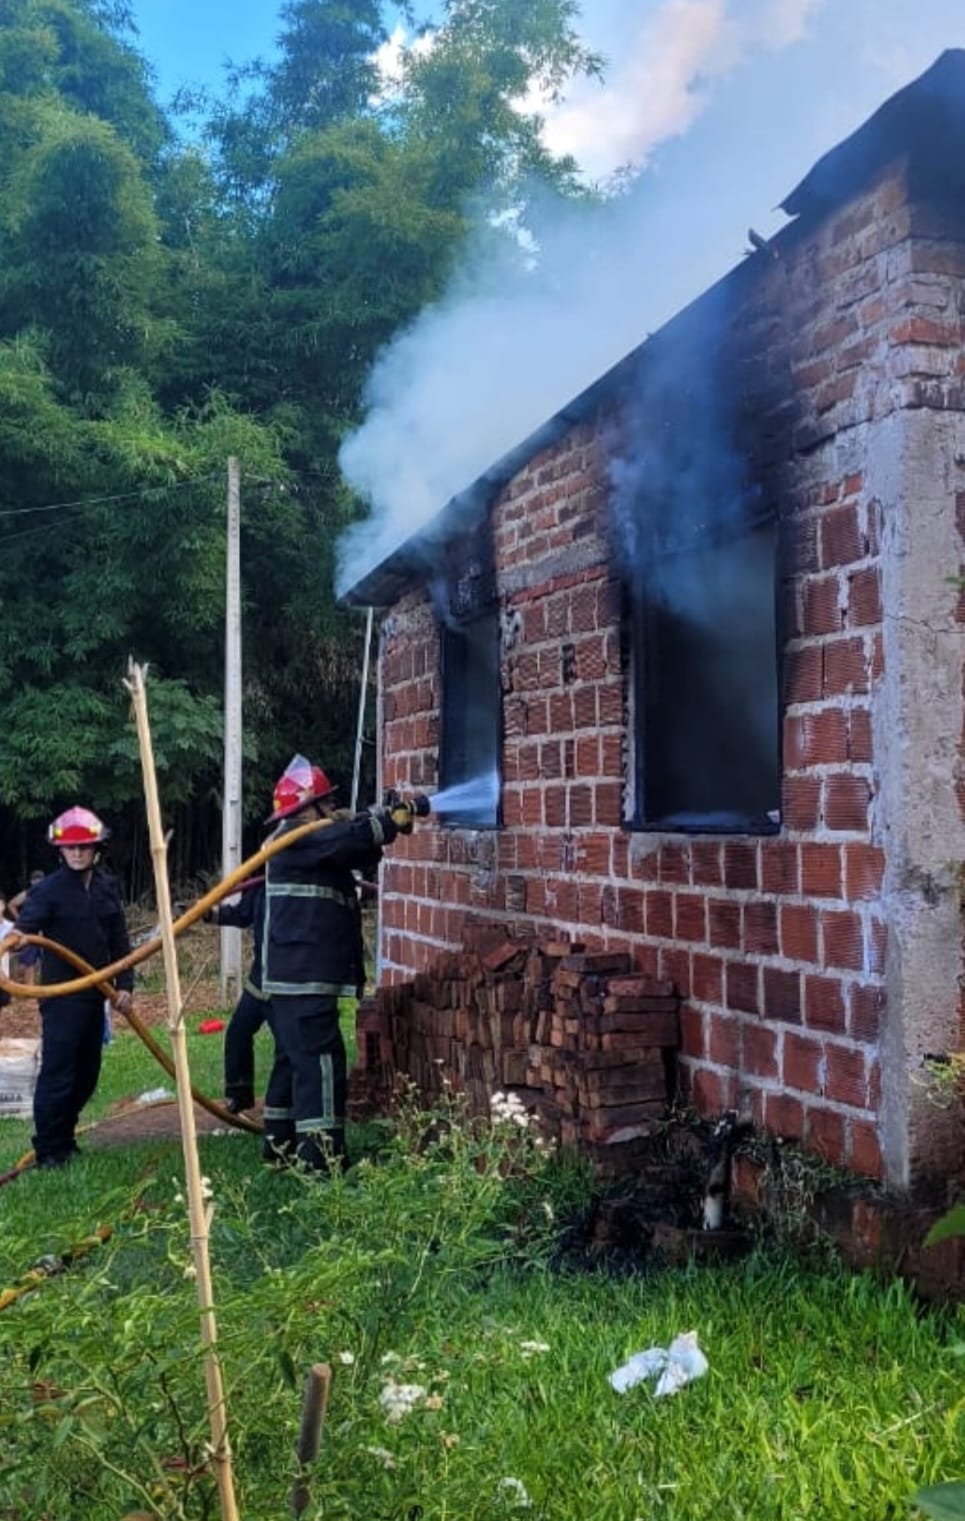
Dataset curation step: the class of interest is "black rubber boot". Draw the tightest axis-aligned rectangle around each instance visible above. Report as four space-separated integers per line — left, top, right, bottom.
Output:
262 1122 296 1168
295 1127 348 1175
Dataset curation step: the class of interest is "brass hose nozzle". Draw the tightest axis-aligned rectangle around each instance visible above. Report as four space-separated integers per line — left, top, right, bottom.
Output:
383 789 432 834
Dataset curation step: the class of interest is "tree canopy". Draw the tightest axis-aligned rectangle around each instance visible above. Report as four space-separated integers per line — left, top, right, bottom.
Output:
0 0 599 890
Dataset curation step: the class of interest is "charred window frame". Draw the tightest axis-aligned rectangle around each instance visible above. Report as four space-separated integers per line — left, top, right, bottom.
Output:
627 503 780 835
437 521 502 829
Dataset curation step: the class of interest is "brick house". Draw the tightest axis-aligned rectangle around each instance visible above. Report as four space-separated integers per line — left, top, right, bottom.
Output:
344 52 965 1192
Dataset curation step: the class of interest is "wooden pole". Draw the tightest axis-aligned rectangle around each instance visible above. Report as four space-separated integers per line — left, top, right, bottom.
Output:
290 1363 331 1518
221 456 243 1005
124 660 240 1521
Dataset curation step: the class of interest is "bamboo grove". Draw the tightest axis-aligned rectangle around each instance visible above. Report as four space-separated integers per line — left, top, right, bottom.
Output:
0 0 599 891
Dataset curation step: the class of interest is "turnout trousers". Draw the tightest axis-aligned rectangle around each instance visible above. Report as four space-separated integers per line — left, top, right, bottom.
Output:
262 994 347 1171
223 988 270 1110
33 992 104 1164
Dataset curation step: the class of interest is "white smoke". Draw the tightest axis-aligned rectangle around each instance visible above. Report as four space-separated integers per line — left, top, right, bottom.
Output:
523 0 831 180
531 0 737 181
336 0 948 597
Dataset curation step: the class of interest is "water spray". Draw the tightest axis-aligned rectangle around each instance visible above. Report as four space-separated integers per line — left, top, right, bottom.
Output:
423 770 500 822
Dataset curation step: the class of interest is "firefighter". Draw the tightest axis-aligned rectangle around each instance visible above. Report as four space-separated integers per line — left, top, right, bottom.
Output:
11 807 133 1168
205 876 270 1113
260 755 399 1173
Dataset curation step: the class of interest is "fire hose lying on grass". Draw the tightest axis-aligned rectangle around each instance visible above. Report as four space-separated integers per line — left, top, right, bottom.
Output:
0 789 431 1182
0 1224 112 1313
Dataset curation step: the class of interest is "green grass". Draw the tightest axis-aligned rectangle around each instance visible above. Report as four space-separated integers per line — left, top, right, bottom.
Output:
0 1024 963 1520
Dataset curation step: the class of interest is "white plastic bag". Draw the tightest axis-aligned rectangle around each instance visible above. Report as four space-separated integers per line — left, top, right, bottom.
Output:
0 1037 41 1118
609 1331 709 1397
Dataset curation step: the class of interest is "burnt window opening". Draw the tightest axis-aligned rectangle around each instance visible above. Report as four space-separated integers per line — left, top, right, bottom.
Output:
437 521 502 829
628 510 780 835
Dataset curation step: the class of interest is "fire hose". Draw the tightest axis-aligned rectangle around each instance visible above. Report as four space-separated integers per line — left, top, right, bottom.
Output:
0 793 430 1180
0 1225 112 1314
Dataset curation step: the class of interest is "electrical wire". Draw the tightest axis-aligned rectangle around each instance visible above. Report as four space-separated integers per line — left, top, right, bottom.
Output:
0 473 221 521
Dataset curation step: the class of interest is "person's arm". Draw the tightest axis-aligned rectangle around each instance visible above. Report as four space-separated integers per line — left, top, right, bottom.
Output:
206 883 260 930
103 882 134 1002
11 882 48 941
285 811 397 871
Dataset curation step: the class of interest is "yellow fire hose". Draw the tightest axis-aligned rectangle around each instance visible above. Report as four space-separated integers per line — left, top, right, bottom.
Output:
0 812 337 1003
0 798 428 1180
0 1224 112 1314
0 816 339 1180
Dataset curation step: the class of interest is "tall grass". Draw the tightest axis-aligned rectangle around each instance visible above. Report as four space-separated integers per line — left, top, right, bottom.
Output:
0 1029 962 1519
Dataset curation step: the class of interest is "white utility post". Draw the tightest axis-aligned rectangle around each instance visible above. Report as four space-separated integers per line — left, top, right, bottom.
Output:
220 456 243 1005
351 606 375 814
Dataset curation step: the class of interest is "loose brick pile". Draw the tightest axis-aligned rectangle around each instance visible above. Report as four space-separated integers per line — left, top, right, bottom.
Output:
351 927 679 1170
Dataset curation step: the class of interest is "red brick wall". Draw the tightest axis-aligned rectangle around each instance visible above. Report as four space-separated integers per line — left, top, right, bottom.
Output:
376 163 965 1184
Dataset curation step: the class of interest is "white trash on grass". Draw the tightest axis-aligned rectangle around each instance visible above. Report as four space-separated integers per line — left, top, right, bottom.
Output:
496 1477 532 1508
136 1087 174 1106
379 1380 428 1422
609 1331 709 1397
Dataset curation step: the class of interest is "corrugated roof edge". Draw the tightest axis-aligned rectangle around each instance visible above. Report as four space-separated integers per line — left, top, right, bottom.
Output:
782 48 965 218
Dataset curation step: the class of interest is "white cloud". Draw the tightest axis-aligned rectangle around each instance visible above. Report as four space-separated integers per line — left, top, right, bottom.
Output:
373 22 408 87
753 0 827 49
372 21 436 100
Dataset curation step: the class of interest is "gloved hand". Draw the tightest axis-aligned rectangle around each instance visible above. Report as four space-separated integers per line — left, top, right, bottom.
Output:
370 807 400 843
202 907 218 925
389 801 416 835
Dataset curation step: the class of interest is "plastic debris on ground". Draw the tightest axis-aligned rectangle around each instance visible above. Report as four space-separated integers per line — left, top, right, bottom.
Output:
379 1380 427 1421
135 1087 175 1106
609 1331 709 1397
496 1477 532 1508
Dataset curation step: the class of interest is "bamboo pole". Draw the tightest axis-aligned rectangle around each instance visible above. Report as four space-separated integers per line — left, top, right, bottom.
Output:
351 606 374 814
124 660 240 1521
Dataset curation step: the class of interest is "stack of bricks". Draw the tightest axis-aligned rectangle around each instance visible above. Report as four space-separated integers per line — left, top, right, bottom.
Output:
350 927 680 1169
530 953 677 1157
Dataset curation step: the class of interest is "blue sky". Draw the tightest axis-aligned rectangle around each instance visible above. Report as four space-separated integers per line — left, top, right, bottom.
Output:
129 1 280 102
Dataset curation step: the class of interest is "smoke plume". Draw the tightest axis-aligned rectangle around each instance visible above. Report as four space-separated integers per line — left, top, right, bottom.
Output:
337 0 962 597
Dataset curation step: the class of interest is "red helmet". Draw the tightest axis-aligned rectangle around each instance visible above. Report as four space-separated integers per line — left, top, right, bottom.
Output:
267 754 334 822
48 806 109 846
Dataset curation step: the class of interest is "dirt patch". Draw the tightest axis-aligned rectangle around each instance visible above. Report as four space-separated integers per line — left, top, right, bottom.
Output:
2 982 224 1041
85 1098 263 1149
1 997 41 1039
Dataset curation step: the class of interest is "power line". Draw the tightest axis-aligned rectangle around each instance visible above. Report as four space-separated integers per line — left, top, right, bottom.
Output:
0 473 221 521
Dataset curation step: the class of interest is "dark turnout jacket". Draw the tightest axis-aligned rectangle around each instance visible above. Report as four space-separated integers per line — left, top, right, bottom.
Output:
214 882 267 998
16 865 133 1002
262 812 393 999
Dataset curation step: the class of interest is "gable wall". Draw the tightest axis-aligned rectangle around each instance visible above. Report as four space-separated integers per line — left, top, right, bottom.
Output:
376 164 965 1187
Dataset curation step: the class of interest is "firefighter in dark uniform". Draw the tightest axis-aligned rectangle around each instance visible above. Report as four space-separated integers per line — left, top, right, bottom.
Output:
12 807 133 1168
206 877 270 1113
260 755 399 1172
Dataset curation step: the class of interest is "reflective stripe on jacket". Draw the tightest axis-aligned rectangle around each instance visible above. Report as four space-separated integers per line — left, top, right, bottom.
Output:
262 812 392 998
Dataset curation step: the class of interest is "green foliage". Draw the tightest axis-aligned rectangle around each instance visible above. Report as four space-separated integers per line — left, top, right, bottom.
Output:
0 1044 963 1519
0 0 602 886
925 1204 965 1249
398 0 601 205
